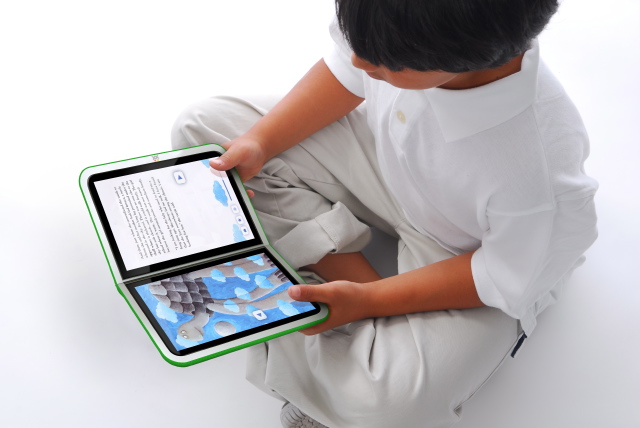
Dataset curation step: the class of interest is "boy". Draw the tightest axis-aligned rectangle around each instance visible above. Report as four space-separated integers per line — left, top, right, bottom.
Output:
171 0 598 426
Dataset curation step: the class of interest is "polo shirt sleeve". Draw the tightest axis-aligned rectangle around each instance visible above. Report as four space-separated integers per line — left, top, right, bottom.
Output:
323 17 366 98
471 195 598 334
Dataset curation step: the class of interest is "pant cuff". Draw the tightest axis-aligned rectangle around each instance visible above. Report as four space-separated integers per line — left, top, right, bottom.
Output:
272 202 371 269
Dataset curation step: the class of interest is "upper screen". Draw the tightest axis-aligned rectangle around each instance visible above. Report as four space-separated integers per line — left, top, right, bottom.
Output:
88 151 259 278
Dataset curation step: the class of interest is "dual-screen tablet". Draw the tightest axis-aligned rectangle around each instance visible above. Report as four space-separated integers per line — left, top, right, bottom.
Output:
80 145 328 365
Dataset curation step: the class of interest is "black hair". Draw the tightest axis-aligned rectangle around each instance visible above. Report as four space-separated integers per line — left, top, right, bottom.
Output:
335 0 559 72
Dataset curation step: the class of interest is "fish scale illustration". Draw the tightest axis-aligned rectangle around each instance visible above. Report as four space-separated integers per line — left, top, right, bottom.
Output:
147 255 294 342
150 276 214 317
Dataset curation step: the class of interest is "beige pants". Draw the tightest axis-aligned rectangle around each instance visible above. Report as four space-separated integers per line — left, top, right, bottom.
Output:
171 96 519 428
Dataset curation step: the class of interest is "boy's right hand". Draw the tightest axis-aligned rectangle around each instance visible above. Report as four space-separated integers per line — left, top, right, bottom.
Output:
209 135 267 184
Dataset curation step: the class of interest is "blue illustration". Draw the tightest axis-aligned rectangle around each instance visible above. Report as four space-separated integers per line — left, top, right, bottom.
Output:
213 181 228 207
247 255 264 265
135 253 316 351
232 224 246 243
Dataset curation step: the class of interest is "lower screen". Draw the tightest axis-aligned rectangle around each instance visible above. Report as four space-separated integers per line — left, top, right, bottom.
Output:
130 251 318 355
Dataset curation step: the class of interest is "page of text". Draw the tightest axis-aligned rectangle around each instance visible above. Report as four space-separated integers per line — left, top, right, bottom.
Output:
94 159 254 270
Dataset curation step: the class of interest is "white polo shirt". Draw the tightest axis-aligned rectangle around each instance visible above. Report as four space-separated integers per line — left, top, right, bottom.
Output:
324 21 598 335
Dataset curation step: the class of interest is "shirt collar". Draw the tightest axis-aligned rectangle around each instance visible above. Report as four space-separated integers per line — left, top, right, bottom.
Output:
425 39 540 143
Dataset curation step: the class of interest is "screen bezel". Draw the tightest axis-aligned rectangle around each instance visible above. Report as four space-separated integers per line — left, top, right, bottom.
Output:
126 248 321 356
87 150 261 280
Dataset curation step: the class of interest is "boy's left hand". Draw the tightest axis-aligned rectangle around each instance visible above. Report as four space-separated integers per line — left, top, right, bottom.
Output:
288 281 369 335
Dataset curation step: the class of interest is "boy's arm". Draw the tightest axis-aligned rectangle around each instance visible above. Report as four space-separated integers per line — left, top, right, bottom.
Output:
291 251 484 335
210 59 364 181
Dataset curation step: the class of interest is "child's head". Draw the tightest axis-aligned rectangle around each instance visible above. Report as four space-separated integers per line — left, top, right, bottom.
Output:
335 0 559 74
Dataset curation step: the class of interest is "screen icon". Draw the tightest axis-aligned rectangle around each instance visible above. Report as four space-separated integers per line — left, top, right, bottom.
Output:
241 226 250 235
252 310 267 321
173 171 186 184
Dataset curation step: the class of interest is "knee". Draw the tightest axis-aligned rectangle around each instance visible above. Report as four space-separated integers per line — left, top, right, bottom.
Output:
171 97 212 150
170 96 248 150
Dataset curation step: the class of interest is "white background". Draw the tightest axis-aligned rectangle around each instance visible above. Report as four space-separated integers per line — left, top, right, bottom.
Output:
1 1 638 427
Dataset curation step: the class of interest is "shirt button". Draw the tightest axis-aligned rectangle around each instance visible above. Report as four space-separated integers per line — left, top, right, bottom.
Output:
396 110 406 123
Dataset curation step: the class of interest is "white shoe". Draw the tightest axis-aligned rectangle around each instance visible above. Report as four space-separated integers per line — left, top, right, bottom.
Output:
280 402 329 428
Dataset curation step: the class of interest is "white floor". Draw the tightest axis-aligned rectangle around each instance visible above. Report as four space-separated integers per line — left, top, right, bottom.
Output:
1 1 638 427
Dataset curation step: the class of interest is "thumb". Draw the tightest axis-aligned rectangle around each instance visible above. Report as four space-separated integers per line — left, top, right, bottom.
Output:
288 284 323 303
210 144 241 171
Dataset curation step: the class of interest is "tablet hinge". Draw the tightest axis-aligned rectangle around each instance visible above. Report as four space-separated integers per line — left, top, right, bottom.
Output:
122 244 268 285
